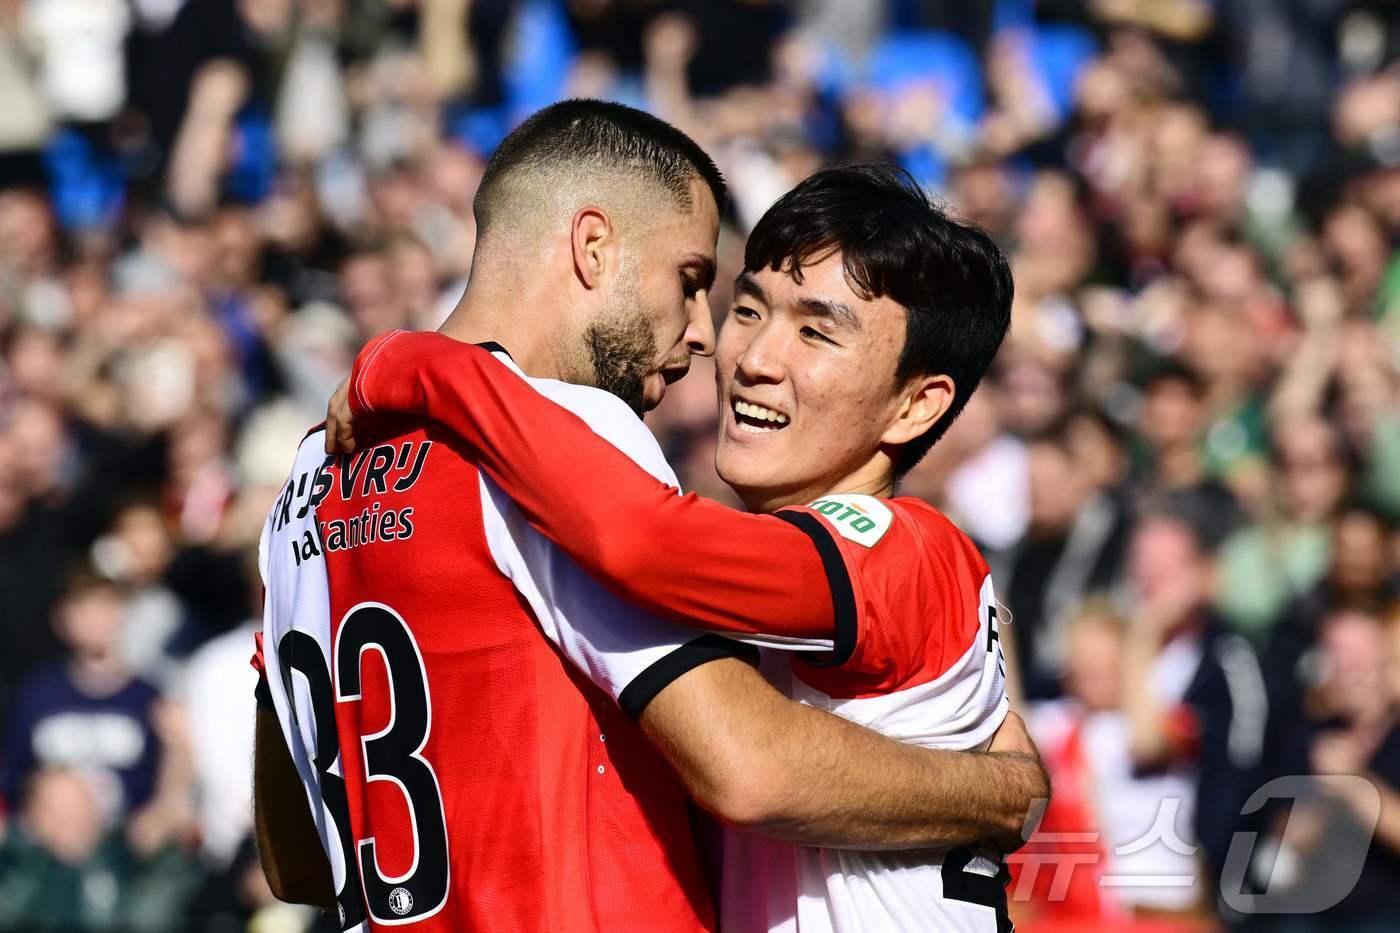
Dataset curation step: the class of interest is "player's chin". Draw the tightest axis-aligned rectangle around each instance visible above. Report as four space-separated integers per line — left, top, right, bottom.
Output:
716 436 783 485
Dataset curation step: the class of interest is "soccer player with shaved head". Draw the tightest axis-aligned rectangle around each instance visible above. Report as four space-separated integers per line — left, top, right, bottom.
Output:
256 102 1044 932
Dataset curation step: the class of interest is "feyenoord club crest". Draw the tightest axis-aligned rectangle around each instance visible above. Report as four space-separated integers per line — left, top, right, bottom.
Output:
388 887 414 916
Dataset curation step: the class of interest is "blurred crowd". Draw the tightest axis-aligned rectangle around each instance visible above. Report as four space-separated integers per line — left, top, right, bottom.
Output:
0 0 1397 930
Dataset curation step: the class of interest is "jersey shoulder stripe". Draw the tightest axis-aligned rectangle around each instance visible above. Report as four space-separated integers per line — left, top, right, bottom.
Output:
778 496 998 699
617 633 761 718
774 510 859 666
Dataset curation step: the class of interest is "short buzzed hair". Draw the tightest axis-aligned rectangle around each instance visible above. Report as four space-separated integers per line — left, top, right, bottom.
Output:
473 100 726 242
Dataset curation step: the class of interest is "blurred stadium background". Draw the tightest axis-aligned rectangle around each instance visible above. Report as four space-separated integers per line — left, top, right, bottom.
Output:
0 0 1397 930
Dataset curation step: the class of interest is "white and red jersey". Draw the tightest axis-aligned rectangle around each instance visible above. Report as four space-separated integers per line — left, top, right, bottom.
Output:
255 347 761 932
345 332 1013 933
720 494 1010 933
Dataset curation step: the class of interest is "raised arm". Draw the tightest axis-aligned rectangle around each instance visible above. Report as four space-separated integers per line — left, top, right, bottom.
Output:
338 331 837 640
643 658 1046 851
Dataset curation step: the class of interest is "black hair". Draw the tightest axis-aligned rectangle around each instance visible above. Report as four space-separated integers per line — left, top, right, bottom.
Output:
1334 499 1393 533
60 562 119 601
1142 358 1207 399
743 163 1013 476
474 99 726 236
1066 404 1130 450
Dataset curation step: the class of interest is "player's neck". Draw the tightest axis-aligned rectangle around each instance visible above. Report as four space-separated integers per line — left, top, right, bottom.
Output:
735 460 895 514
437 286 571 382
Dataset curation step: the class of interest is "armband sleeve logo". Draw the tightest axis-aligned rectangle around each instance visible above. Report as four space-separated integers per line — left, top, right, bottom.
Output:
805 494 892 548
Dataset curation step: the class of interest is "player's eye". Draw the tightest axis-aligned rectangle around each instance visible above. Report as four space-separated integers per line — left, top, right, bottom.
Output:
732 305 761 321
801 325 836 345
681 275 700 298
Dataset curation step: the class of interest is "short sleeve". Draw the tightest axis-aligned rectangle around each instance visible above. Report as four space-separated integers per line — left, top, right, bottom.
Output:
782 497 1006 725
479 361 757 718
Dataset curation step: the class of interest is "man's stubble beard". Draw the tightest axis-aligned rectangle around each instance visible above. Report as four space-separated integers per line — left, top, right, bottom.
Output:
580 271 661 417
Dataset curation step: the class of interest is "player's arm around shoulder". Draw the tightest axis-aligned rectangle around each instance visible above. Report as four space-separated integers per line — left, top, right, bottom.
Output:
528 376 680 484
638 654 1048 852
641 495 1049 851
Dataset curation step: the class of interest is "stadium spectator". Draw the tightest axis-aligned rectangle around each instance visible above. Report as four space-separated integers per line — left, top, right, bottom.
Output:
1004 421 1130 700
176 551 262 872
1131 363 1245 549
1253 606 1400 931
1 573 161 818
180 618 258 869
91 501 186 685
1215 416 1353 642
0 420 65 720
1120 512 1267 891
1023 601 1207 925
0 709 201 932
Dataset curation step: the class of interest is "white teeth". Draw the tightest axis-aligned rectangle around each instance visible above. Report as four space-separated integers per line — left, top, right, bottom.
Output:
734 400 790 425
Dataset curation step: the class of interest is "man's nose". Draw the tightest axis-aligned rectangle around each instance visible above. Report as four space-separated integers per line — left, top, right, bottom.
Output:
734 323 784 385
685 289 716 357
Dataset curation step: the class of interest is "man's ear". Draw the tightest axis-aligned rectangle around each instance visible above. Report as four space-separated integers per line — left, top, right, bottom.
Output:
882 373 955 447
570 206 614 290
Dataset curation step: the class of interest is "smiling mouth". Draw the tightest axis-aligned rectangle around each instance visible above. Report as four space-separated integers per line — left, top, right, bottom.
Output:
732 398 790 434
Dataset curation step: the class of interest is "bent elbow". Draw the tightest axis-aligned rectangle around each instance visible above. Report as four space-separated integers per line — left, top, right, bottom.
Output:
711 779 788 830
685 755 789 830
255 847 298 905
262 866 294 905
259 852 335 910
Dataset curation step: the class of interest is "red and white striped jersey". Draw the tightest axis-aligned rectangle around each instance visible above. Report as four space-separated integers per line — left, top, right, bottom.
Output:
341 332 1014 932
255 348 758 932
720 495 1011 933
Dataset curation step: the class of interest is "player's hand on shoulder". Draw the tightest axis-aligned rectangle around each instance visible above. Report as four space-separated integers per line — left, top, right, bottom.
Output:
325 378 357 455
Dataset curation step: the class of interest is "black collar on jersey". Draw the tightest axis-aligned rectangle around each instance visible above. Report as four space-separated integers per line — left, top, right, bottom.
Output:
476 341 515 361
